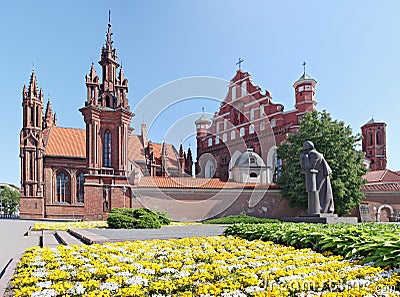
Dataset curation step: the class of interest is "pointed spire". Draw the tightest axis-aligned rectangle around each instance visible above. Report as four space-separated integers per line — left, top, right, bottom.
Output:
105 10 113 50
118 66 125 82
53 113 57 126
28 68 38 98
44 99 53 128
22 85 27 99
89 62 97 80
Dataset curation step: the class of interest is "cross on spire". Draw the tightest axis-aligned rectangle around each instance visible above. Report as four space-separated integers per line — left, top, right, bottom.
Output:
202 107 204 115
108 10 111 24
236 58 244 70
302 61 306 75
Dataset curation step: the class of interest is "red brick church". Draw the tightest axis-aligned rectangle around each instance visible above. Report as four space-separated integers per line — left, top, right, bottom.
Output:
19 19 399 221
19 20 181 220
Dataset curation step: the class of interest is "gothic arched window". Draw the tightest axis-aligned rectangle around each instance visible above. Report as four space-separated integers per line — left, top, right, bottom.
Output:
103 130 112 167
76 172 85 203
56 171 70 203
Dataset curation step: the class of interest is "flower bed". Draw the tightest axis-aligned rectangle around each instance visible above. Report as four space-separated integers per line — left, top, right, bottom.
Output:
10 236 400 296
225 222 400 267
31 221 108 231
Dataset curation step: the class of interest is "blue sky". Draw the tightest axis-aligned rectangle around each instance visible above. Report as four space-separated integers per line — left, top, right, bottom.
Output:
1 0 399 186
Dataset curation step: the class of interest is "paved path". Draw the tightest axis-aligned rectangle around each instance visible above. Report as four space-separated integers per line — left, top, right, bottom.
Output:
0 219 39 295
86 224 227 242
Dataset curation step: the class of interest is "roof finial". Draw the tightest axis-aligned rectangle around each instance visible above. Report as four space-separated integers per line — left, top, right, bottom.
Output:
108 10 111 24
236 57 244 70
202 107 205 115
32 62 35 72
302 61 306 75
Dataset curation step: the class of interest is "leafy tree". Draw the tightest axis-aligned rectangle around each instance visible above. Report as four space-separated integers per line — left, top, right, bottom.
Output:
276 110 367 216
0 187 20 216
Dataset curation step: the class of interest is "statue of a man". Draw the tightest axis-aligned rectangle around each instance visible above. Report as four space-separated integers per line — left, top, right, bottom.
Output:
300 141 334 214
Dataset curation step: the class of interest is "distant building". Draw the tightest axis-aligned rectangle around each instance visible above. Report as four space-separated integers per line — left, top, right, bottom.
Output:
361 118 387 170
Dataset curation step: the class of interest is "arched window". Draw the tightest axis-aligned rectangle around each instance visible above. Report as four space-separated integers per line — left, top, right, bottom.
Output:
231 130 236 140
216 121 220 133
232 86 236 100
222 133 227 142
223 119 227 130
242 81 247 95
76 172 85 204
270 118 276 128
249 124 255 134
103 130 112 167
215 136 220 145
240 127 245 137
208 138 213 147
250 172 258 178
250 108 255 121
56 171 70 203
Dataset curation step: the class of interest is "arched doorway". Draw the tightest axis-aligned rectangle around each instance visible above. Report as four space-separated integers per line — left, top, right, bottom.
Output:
376 204 394 222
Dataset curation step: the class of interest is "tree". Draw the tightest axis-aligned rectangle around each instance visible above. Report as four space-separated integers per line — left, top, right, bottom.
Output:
276 110 367 216
0 187 20 216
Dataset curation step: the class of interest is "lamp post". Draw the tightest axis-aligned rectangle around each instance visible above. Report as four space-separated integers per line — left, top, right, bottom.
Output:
122 186 127 208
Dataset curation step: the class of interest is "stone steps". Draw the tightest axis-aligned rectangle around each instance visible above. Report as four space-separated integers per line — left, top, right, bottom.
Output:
41 230 87 247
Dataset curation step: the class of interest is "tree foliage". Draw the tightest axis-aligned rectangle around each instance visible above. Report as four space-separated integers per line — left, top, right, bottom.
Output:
276 110 367 215
0 186 20 215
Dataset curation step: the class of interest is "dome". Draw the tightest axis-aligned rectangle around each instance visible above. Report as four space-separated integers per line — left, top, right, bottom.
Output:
234 149 266 167
293 72 317 87
195 114 211 124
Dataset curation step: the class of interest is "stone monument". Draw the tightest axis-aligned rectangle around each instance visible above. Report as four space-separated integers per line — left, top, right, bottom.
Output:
283 141 357 224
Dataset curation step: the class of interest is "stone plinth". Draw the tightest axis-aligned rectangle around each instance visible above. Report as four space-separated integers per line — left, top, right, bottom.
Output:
282 213 358 224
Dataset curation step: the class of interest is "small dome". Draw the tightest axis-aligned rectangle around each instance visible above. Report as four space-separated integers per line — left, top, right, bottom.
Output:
234 149 266 167
293 72 317 87
195 114 211 124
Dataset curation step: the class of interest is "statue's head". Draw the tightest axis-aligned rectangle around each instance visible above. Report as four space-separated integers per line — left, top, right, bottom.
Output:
302 141 314 152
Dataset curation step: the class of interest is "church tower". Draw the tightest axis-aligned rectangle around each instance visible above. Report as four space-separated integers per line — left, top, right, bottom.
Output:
79 14 133 219
19 69 45 219
361 118 387 171
293 64 317 120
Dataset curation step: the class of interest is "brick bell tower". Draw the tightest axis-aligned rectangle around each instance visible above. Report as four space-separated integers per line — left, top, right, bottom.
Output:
361 118 387 171
293 62 317 121
20 69 45 219
79 13 133 220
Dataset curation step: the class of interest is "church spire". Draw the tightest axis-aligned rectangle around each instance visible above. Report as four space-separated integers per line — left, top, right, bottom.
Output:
28 68 39 99
105 10 113 51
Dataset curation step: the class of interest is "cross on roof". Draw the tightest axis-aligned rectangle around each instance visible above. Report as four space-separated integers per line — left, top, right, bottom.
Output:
302 61 306 74
236 58 244 70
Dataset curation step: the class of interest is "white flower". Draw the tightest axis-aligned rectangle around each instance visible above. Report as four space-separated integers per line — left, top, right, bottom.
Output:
35 281 52 288
115 271 132 278
32 268 48 278
66 283 85 295
138 268 155 275
31 289 58 297
221 290 246 297
125 276 149 286
160 267 177 274
244 286 265 293
99 281 119 292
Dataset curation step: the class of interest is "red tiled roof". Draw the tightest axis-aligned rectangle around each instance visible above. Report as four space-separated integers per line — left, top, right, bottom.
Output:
44 127 86 158
128 134 146 163
362 183 400 192
137 176 272 189
362 169 400 183
152 143 179 169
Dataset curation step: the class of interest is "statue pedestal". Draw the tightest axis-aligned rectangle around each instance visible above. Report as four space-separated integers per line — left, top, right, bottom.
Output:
282 213 358 224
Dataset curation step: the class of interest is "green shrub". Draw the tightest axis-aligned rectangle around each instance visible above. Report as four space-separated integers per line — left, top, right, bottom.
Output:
107 212 136 229
107 208 170 229
224 222 400 268
203 213 279 225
